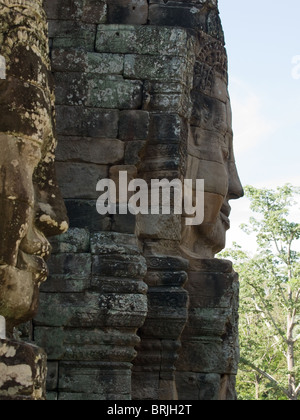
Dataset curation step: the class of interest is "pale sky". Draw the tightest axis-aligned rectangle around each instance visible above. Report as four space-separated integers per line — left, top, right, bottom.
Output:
219 0 300 252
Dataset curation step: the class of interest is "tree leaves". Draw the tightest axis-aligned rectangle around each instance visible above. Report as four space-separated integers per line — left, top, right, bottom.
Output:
220 184 300 400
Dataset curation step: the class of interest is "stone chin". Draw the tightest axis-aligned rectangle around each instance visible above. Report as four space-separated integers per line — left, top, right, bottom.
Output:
203 215 229 256
0 265 45 334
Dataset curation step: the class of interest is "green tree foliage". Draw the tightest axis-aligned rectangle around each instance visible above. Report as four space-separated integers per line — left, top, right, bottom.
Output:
221 184 300 400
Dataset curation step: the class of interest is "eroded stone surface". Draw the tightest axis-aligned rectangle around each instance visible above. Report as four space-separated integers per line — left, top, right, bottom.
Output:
0 339 47 400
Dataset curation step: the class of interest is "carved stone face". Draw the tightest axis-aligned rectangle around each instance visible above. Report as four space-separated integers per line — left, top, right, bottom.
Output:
0 133 68 333
181 41 244 260
0 0 68 333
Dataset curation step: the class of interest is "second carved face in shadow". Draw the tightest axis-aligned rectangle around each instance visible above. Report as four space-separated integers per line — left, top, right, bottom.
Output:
181 37 244 260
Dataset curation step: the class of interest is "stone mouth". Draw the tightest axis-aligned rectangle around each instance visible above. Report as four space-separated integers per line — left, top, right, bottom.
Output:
220 202 231 229
16 250 49 285
19 234 52 260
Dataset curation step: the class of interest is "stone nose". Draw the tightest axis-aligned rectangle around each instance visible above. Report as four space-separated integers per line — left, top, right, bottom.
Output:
228 161 244 201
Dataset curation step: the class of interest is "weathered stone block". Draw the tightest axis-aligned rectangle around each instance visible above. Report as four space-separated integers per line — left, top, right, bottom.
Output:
46 362 59 392
47 253 92 277
112 213 137 234
50 228 90 254
149 2 206 29
176 266 240 399
137 214 182 241
177 338 230 374
54 72 87 106
92 255 147 279
65 200 112 232
132 371 161 400
96 25 137 54
56 137 124 165
148 0 224 40
55 73 142 109
56 106 119 138
58 362 132 399
96 25 192 56
82 0 107 24
143 143 181 161
98 292 148 319
175 372 221 401
55 162 108 199
147 287 188 317
143 91 191 116
142 81 193 115
37 291 147 329
87 53 124 74
35 292 96 327
52 50 124 75
124 54 188 83
87 76 143 109
0 340 46 400
91 277 148 295
139 156 181 172
124 141 147 165
44 0 107 23
148 113 188 143
35 327 140 362
138 318 189 341
49 21 96 50
109 165 138 204
119 110 150 141
107 0 148 25
44 0 83 21
187 271 236 309
145 255 189 272
90 232 140 255
187 258 233 273
187 307 232 338
52 49 87 72
41 274 90 294
144 270 188 288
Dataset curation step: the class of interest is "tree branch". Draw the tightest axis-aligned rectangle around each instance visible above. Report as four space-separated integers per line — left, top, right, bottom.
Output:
240 357 291 400
295 383 300 398
295 288 300 305
249 281 287 343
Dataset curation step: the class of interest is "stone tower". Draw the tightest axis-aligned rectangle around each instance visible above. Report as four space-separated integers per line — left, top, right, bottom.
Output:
0 0 243 400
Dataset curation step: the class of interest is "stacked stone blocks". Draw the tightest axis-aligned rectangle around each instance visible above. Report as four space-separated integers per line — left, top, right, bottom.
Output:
32 0 240 400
